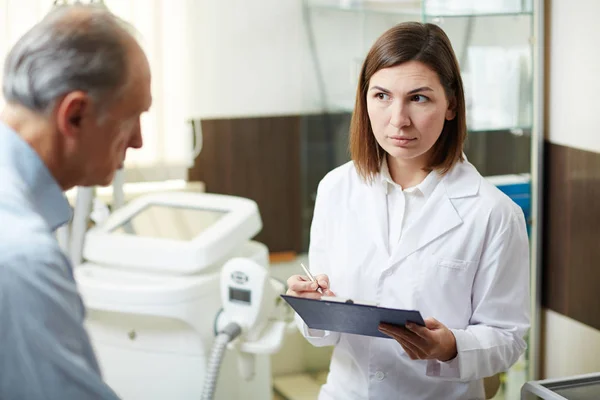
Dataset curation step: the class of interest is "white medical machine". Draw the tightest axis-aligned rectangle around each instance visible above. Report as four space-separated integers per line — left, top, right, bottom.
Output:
64 178 288 400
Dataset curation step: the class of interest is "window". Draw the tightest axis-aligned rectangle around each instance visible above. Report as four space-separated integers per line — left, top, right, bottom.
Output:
0 0 194 182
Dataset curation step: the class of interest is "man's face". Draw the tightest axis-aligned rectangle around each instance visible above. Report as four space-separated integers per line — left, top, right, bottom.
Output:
74 46 152 187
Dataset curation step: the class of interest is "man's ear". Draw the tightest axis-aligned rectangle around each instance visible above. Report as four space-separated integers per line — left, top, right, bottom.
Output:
55 91 90 138
445 97 457 121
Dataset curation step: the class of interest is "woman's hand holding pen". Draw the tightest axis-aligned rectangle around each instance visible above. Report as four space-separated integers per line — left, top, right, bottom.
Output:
286 274 335 299
378 318 458 363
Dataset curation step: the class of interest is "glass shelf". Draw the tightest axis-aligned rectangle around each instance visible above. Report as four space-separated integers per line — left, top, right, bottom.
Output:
307 0 421 18
468 125 532 134
307 0 533 19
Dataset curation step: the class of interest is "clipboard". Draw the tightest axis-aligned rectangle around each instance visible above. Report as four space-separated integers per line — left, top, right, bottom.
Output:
281 295 425 339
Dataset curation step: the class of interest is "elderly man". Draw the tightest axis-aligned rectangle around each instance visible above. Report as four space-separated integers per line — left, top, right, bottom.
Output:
0 4 151 399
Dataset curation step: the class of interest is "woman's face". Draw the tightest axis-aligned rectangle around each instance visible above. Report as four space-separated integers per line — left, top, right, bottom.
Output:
366 60 455 168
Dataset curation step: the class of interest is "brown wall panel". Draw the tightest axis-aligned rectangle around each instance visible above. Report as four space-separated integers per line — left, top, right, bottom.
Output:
188 116 302 253
543 141 600 330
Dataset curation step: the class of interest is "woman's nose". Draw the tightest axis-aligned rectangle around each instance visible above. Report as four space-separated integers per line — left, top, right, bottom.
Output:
389 102 410 128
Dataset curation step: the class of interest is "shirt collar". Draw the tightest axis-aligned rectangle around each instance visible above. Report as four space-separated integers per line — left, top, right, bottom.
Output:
379 157 441 198
0 121 72 231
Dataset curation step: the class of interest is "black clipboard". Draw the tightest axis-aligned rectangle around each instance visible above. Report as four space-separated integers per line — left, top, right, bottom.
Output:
281 295 425 339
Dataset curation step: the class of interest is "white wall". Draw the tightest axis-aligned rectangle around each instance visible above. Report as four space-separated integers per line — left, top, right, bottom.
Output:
184 0 531 128
184 0 393 118
547 0 600 153
543 310 600 378
185 0 320 118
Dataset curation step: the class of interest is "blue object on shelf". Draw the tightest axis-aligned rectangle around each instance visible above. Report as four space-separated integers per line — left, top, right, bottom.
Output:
485 174 531 236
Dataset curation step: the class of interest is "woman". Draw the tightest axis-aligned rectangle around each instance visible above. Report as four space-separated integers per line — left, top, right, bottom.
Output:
286 22 530 400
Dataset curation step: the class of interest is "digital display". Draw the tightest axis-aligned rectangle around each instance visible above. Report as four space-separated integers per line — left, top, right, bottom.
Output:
229 287 251 304
111 204 226 241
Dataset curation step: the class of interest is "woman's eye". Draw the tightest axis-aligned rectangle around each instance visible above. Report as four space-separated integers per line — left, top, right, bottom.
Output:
376 93 390 101
411 94 428 103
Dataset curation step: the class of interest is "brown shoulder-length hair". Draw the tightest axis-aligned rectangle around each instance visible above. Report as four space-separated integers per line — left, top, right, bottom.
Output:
350 22 466 182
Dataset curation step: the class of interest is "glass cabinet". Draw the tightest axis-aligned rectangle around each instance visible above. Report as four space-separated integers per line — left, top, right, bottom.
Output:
299 1 542 398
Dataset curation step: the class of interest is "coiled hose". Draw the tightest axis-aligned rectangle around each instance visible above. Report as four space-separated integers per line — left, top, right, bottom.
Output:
201 322 242 400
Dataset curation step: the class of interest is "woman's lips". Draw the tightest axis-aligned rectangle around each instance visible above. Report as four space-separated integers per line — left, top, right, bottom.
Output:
389 136 416 146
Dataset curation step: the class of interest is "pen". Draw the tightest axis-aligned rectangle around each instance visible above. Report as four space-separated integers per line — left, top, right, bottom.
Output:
300 262 323 294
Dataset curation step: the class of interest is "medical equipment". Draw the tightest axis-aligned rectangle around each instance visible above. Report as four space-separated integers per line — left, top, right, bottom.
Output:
521 372 600 399
203 258 286 400
82 191 262 274
64 172 288 400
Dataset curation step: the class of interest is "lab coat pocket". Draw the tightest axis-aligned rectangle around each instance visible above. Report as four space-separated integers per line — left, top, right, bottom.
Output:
437 257 470 271
417 255 476 326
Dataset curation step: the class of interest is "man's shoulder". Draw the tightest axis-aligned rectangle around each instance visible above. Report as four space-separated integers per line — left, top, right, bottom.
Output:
0 235 69 286
0 167 72 295
0 208 56 261
0 171 51 250
0 207 70 285
0 168 37 229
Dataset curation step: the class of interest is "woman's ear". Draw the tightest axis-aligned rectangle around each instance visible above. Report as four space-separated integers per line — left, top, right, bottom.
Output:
445 97 457 121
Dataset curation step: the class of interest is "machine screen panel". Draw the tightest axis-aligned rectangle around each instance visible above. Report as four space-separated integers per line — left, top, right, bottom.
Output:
229 287 251 304
111 204 227 241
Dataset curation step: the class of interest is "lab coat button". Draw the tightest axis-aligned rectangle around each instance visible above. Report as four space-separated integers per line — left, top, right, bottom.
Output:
375 371 385 381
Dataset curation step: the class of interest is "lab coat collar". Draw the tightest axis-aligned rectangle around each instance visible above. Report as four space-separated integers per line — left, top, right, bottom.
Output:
390 160 481 262
379 157 441 198
361 159 481 262
440 159 481 199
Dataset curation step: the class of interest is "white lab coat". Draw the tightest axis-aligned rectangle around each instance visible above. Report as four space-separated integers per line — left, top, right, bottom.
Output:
296 160 530 400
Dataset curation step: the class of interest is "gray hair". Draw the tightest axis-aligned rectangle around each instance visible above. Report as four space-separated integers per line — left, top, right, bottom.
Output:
2 4 134 115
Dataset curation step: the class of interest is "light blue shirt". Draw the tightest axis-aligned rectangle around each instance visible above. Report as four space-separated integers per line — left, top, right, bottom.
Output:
0 122 119 400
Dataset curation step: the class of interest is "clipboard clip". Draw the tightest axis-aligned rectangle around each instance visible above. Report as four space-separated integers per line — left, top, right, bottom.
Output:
321 295 379 307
